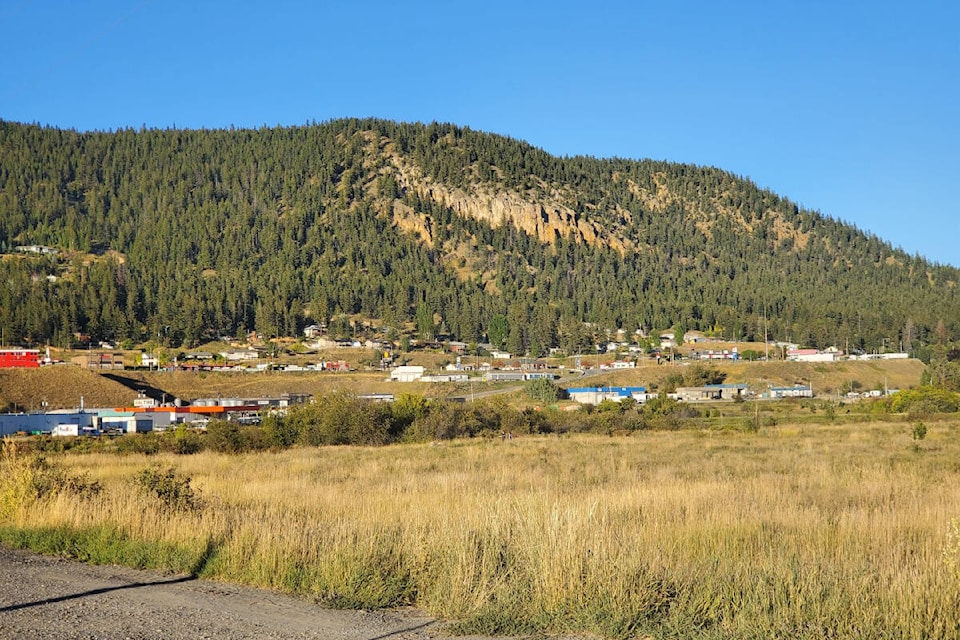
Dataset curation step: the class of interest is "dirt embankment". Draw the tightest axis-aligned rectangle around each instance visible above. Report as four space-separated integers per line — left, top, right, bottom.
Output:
0 367 138 411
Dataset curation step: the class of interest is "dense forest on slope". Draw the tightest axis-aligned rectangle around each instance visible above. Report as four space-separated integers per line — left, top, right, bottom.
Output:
0 118 957 354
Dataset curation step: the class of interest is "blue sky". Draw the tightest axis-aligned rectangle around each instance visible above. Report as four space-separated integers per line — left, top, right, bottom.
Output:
3 1 958 265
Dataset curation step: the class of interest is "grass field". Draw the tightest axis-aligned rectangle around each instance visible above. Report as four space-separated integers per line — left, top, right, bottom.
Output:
3 418 960 639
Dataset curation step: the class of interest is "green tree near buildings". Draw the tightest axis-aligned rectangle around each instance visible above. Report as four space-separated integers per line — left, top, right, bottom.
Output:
415 303 436 341
487 315 509 349
525 378 560 404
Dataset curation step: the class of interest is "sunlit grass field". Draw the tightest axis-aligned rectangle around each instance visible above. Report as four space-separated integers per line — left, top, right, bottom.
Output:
3 420 960 639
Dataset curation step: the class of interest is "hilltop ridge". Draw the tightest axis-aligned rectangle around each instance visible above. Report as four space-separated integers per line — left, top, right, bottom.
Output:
0 118 957 355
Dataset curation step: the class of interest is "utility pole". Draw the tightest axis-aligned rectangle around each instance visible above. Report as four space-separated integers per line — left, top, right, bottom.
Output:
763 307 768 361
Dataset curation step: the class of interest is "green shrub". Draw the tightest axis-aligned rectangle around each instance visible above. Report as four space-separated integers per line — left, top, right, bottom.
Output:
525 378 560 403
296 393 396 446
261 413 299 448
913 422 928 441
890 387 960 416
204 420 268 453
170 425 203 454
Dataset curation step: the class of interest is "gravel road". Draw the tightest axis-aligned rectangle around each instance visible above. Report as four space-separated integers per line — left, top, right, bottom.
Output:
0 546 534 640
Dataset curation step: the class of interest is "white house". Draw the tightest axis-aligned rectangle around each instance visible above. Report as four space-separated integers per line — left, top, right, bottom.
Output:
769 385 814 399
390 365 425 382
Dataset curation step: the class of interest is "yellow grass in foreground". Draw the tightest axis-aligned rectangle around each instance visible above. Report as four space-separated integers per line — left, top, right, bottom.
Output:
7 421 960 639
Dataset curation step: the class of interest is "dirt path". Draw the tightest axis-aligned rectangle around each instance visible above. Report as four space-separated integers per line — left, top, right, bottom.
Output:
0 546 561 640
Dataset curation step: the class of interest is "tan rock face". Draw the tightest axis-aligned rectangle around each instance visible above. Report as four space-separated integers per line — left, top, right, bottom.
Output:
391 200 434 247
370 130 805 260
387 151 622 253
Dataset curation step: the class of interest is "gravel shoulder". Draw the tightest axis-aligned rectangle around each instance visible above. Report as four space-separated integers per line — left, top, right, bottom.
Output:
0 546 450 640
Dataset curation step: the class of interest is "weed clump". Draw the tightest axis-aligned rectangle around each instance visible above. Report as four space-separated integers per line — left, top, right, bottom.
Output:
1 439 101 520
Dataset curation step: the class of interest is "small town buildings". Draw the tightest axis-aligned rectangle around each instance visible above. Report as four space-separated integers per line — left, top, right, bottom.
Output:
357 393 395 402
787 348 842 362
674 383 750 402
484 371 525 382
769 385 814 399
0 348 41 368
72 352 125 370
0 411 95 437
221 349 260 362
95 410 156 434
523 371 558 380
15 244 58 256
848 352 909 361
690 348 739 361
448 341 469 355
391 365 425 382
421 373 470 383
140 352 160 369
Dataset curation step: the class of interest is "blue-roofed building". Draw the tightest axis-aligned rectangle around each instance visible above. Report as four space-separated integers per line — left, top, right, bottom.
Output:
566 386 647 406
0 411 96 437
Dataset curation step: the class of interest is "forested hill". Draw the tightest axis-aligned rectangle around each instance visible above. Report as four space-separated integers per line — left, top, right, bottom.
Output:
0 118 957 354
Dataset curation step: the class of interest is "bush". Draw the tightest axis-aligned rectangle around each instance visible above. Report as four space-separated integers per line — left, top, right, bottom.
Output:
406 401 498 441
135 465 202 513
297 393 396 446
525 378 560 403
172 426 203 455
115 432 163 455
205 420 268 453
890 387 960 416
912 422 927 441
262 413 299 448
390 394 429 433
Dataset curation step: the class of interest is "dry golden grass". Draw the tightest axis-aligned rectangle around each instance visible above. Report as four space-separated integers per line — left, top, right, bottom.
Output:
4 420 960 638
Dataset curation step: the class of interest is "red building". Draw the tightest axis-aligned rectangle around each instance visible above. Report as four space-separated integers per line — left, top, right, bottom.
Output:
0 348 42 368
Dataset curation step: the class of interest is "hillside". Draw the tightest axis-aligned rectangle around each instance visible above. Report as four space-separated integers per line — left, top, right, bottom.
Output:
1 119 958 356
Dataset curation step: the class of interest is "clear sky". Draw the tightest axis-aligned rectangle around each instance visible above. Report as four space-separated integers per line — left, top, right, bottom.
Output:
3 1 958 266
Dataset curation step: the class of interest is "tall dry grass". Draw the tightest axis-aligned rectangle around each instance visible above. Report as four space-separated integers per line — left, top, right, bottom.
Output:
3 421 960 638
